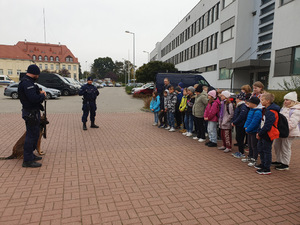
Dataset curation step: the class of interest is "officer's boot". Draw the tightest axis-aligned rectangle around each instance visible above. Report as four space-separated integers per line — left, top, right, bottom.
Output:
83 122 87 130
91 122 99 128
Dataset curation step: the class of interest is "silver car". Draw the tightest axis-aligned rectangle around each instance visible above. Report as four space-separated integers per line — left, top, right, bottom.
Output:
4 83 61 99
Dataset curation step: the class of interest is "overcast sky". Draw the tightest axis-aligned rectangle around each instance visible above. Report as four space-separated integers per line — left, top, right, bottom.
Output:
0 0 200 71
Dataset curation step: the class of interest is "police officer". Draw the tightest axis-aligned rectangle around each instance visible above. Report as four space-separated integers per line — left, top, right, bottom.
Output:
18 64 46 168
79 77 99 130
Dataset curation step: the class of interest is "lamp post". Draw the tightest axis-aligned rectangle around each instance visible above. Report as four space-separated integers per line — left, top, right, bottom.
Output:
143 51 150 62
122 58 127 85
125 31 135 84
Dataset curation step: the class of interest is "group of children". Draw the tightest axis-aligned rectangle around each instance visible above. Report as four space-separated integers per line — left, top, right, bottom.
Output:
150 81 300 175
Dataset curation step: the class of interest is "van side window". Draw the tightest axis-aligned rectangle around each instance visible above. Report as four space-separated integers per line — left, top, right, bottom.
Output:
0 77 4 80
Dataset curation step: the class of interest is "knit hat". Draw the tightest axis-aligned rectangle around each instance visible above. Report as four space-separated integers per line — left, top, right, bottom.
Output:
175 86 181 92
27 64 40 75
187 86 195 93
178 82 184 88
195 85 203 93
220 90 231 99
164 89 169 94
208 90 217 99
247 96 260 105
236 92 246 101
284 91 298 102
87 77 93 81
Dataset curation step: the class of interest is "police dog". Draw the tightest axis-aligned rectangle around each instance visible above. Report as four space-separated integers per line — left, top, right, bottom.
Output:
0 115 48 160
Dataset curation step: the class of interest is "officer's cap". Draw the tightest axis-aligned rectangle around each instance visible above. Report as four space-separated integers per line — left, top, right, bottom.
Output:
27 64 40 75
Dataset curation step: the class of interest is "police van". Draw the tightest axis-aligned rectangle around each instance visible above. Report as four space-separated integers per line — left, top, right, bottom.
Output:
0 75 14 85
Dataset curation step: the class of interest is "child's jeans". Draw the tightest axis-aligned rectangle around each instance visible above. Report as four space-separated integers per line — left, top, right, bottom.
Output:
168 111 175 128
257 138 273 170
208 121 217 144
248 133 258 160
154 112 158 124
184 114 194 133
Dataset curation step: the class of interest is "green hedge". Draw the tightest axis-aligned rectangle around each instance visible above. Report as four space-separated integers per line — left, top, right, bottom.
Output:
268 90 300 107
125 86 133 94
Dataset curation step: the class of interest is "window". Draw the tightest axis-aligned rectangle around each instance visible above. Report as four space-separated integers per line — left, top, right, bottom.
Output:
214 33 218 49
259 33 273 42
56 56 59 62
45 64 48 70
216 3 220 20
51 64 54 70
56 64 59 70
259 23 273 33
68 65 71 70
219 68 233 80
258 43 272 51
63 65 66 69
38 55 42 61
50 56 54 62
223 0 234 9
0 69 3 74
17 70 21 75
32 55 36 61
260 13 274 24
221 27 233 42
293 47 300 75
281 0 293 6
39 64 42 69
44 56 48 61
74 73 77 78
8 69 13 75
261 0 272 5
261 3 275 15
258 52 271 59
73 65 77 71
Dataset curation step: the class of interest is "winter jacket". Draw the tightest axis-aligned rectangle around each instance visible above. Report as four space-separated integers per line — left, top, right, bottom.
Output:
177 91 183 105
232 102 249 127
258 103 281 141
192 91 208 118
166 92 177 113
219 101 234 129
179 95 188 112
244 105 263 134
186 95 195 115
150 96 160 113
280 103 300 137
204 98 220 122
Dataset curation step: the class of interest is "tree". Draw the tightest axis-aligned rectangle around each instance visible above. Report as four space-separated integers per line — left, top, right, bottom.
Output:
91 57 116 79
59 68 71 77
135 61 178 83
78 64 83 80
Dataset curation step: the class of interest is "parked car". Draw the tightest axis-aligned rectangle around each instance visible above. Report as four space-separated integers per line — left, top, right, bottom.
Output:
133 83 155 96
132 83 154 94
0 75 14 85
4 83 61 99
115 83 122 87
108 83 114 87
93 82 101 89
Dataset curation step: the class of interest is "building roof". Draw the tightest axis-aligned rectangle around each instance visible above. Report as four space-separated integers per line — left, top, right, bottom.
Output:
0 41 79 64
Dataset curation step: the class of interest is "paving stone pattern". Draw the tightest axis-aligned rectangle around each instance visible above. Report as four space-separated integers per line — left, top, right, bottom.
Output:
0 112 300 225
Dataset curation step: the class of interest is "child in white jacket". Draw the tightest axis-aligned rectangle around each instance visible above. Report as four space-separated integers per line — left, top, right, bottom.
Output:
273 91 300 170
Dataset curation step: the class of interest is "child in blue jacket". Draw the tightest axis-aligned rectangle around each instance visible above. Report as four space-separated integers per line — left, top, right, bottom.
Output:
150 91 160 126
243 97 262 166
232 92 249 158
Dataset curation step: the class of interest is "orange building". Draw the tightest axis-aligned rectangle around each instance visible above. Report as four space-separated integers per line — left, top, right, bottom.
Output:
0 41 80 81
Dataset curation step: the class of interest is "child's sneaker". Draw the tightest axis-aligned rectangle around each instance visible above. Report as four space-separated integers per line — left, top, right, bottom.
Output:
275 164 289 170
186 132 193 137
233 152 244 158
198 138 206 143
271 161 282 166
254 163 263 169
224 148 232 153
193 136 199 140
169 127 176 132
165 126 170 130
218 146 226 150
242 157 250 163
248 159 256 167
152 122 158 126
256 168 271 175
182 132 188 136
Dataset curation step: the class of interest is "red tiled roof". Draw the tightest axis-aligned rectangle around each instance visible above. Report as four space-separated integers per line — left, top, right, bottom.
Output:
0 41 79 63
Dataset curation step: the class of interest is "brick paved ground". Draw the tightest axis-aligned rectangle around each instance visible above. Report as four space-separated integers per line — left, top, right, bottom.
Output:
0 112 300 225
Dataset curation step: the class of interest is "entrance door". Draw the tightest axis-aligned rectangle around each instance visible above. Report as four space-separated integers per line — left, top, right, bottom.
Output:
257 72 269 89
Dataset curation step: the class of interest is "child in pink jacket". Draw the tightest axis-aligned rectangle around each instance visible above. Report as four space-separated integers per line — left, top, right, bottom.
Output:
204 90 220 147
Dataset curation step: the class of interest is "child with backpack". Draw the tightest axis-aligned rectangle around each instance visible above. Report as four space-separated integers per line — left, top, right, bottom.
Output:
182 86 195 137
204 90 220 147
231 92 249 158
273 91 300 171
218 91 234 152
255 92 281 175
242 97 262 166
150 91 160 126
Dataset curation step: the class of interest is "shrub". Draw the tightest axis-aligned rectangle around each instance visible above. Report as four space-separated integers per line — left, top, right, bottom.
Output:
268 90 300 107
143 96 152 109
125 86 133 94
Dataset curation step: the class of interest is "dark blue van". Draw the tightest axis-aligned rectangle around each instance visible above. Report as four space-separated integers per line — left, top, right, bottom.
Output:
155 73 212 94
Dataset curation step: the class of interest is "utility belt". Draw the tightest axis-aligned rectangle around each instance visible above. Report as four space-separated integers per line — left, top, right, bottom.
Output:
22 108 40 126
82 98 95 104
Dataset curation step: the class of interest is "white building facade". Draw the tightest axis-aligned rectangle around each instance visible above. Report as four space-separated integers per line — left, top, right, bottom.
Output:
150 0 300 90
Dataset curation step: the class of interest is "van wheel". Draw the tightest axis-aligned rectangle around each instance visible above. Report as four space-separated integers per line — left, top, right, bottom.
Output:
62 89 70 96
46 92 51 99
11 92 18 99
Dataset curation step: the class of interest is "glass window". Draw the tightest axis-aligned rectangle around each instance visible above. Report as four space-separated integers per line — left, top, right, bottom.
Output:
261 0 272 5
17 70 21 75
259 33 273 42
39 64 42 69
68 65 71 70
45 64 48 69
260 13 274 24
74 73 77 78
0 69 3 74
281 0 293 6
56 56 59 62
219 68 233 80
51 64 54 70
259 23 273 33
50 56 54 61
8 69 13 75
45 56 48 61
73 65 77 71
221 27 233 42
293 47 300 75
258 52 271 59
63 65 66 70
38 55 42 61
223 0 234 9
56 64 59 70
261 3 275 15
258 43 272 51
32 55 36 61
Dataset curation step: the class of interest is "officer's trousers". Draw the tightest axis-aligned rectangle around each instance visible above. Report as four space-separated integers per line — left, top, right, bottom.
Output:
82 102 97 123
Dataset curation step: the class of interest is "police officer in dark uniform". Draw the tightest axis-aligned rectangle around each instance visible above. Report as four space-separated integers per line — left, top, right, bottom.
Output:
79 77 99 130
18 64 46 168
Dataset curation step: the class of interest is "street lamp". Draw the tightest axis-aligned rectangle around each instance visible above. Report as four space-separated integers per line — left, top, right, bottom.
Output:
125 30 135 84
122 58 127 85
143 51 150 62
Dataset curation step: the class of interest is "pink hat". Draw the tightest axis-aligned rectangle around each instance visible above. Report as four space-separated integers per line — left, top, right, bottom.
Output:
208 90 217 99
